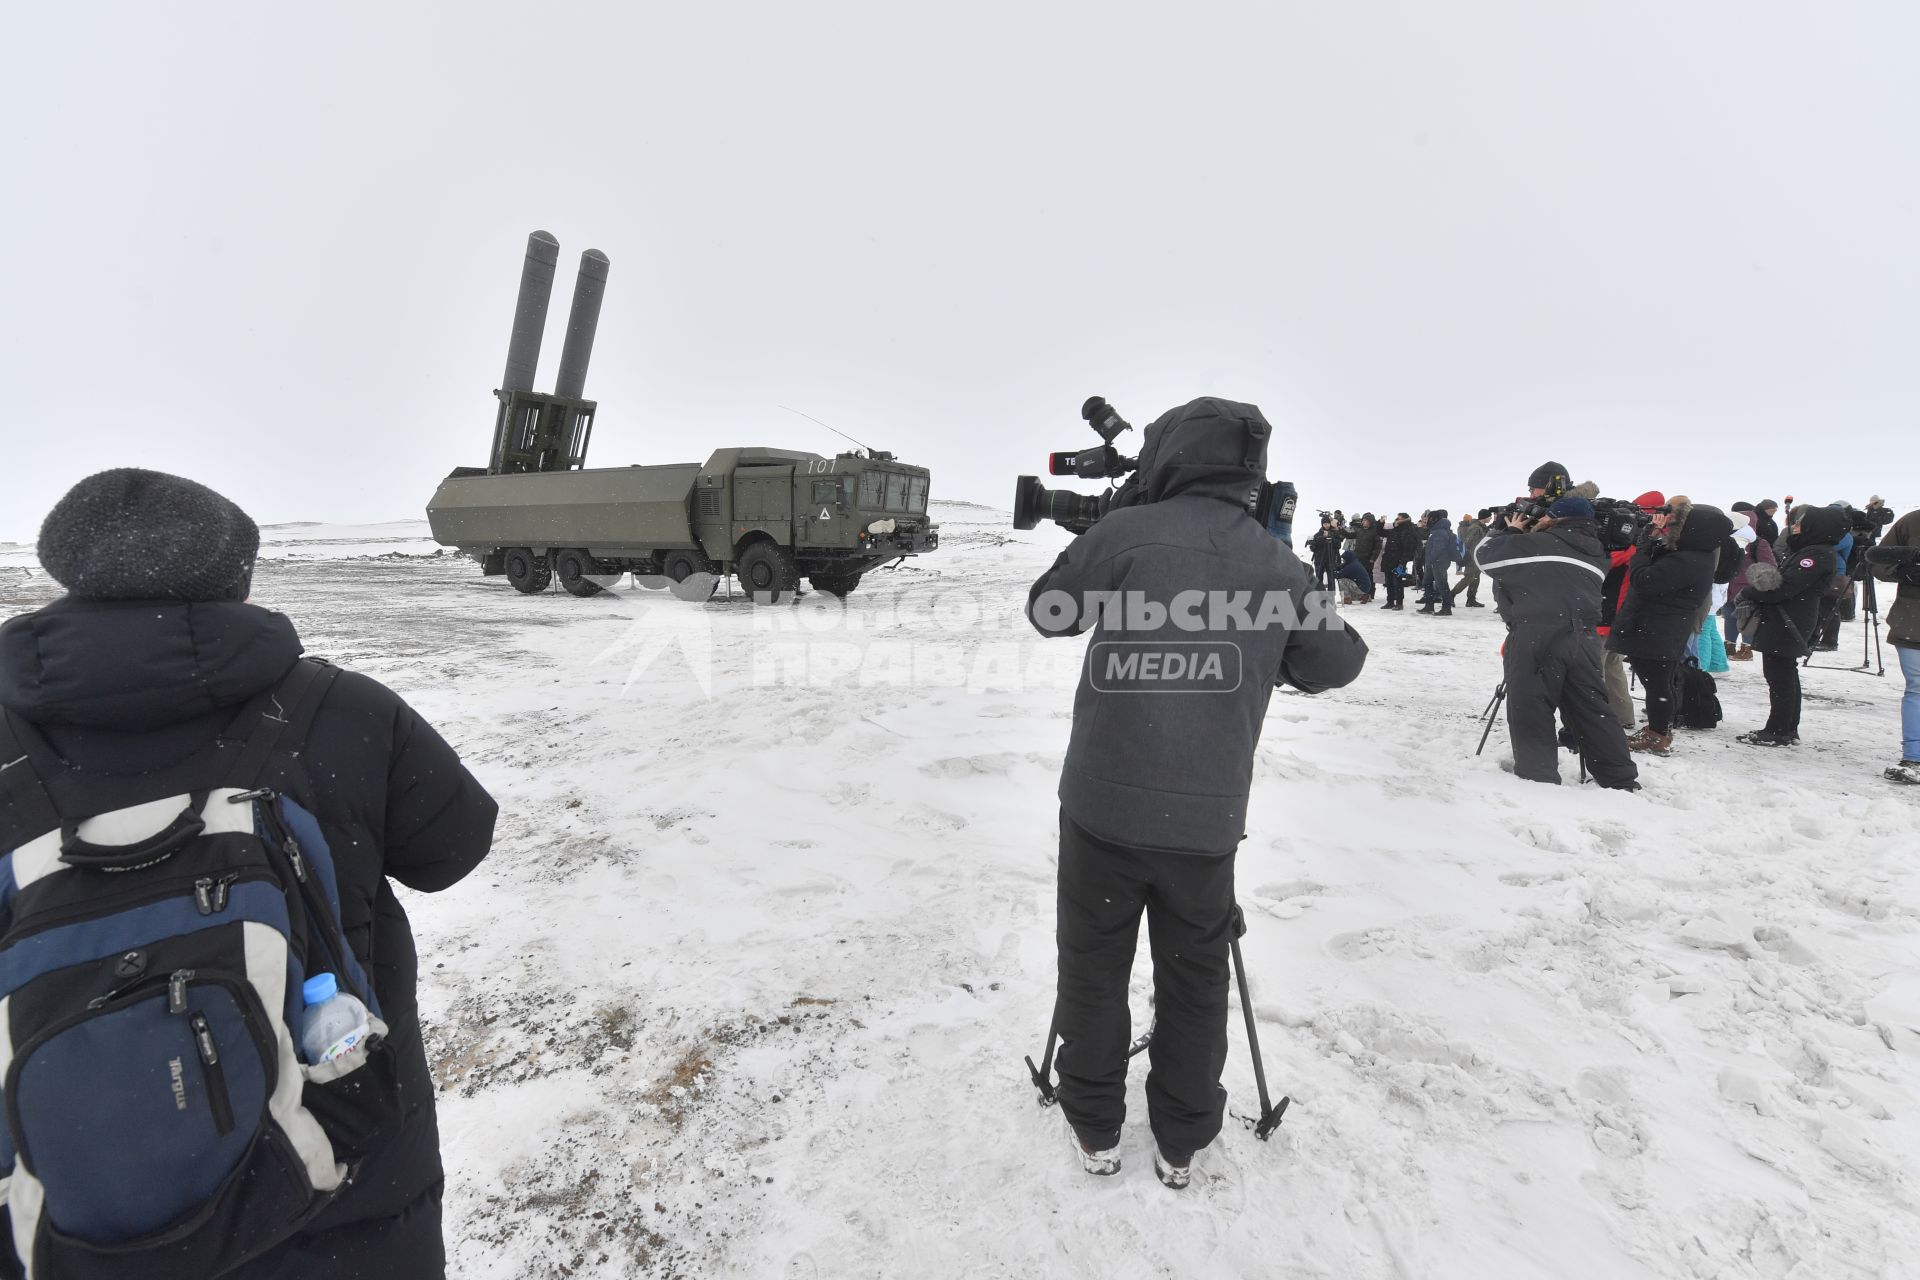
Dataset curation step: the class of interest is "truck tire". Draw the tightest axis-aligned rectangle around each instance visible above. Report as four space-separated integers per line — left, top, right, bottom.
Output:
736 541 799 604
809 572 862 599
554 548 606 597
504 548 551 594
663 552 717 601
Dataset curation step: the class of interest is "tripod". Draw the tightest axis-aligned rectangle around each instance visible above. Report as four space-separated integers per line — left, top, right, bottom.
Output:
1803 575 1886 676
1024 904 1290 1141
1476 681 1506 755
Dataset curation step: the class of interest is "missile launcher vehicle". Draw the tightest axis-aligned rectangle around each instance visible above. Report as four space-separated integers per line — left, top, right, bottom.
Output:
426 232 937 601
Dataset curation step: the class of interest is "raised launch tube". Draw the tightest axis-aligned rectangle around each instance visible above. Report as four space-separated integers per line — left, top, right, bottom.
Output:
552 249 609 400
502 231 560 393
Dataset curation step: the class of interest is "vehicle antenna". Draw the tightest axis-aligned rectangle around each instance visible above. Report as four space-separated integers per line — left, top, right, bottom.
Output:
777 404 873 455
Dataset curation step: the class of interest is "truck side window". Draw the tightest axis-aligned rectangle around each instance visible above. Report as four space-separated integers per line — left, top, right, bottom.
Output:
812 478 842 505
859 471 884 508
885 472 908 512
908 475 928 513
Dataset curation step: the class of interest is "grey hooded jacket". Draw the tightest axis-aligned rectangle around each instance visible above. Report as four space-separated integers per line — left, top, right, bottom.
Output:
1026 397 1368 854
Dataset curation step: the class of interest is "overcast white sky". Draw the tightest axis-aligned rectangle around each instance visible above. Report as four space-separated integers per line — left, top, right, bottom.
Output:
3 1 1915 542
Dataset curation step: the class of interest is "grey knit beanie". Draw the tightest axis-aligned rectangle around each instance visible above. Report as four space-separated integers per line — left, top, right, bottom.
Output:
38 468 260 601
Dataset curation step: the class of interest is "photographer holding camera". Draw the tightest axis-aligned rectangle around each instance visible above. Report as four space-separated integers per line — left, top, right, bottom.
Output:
1025 396 1367 1187
1867 505 1920 783
1476 476 1639 789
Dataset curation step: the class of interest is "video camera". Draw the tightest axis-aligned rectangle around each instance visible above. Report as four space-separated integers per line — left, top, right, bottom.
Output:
1846 504 1894 538
1013 396 1295 537
1012 397 1142 533
1499 497 1550 524
1591 497 1652 554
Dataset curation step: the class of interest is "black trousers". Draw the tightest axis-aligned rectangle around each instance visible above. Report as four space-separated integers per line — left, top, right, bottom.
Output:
1505 625 1638 788
1763 651 1802 735
1053 812 1234 1160
1383 566 1406 607
1630 656 1681 733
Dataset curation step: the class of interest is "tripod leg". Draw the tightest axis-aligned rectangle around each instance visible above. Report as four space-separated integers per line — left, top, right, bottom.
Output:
1228 907 1290 1140
1025 1019 1060 1107
1476 689 1506 756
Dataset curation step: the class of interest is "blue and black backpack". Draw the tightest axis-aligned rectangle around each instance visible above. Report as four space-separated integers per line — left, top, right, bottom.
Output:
0 659 399 1279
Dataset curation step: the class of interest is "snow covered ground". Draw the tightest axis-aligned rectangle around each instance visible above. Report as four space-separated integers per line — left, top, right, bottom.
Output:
4 509 1917 1279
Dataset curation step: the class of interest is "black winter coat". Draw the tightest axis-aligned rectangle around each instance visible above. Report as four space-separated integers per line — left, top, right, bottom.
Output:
1738 507 1849 656
1351 522 1384 566
0 598 498 1278
1380 522 1421 572
1606 505 1734 659
1476 518 1609 630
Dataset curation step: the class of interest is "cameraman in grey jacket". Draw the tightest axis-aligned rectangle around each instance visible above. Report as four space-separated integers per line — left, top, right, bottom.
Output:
1026 397 1367 1187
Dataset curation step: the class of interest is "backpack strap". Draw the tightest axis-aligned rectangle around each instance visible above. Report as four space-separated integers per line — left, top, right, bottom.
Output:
0 709 64 840
230 658 339 787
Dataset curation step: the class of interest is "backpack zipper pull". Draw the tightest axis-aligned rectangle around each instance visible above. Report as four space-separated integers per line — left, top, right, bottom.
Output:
194 877 215 914
213 873 238 912
284 837 308 881
169 969 195 1015
190 1012 220 1065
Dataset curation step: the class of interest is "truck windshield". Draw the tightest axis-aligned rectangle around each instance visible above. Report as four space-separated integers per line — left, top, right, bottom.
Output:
884 472 909 512
908 475 928 513
859 471 884 508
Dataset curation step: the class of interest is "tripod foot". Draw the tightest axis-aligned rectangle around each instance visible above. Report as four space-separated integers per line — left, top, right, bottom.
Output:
1253 1096 1291 1140
1024 1055 1058 1107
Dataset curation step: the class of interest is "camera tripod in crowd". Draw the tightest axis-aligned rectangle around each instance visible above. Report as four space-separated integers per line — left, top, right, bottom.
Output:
1474 679 1592 782
1023 904 1291 1141
1803 576 1886 677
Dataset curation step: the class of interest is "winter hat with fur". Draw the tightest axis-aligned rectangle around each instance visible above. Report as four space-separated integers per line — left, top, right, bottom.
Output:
38 468 259 602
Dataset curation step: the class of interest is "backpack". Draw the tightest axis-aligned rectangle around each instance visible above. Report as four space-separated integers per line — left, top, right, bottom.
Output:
1679 663 1723 729
0 660 399 1279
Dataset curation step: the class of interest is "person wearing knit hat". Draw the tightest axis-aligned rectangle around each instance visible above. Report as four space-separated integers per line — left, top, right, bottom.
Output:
1 471 499 1277
36 467 260 602
1548 495 1595 521
1527 462 1572 502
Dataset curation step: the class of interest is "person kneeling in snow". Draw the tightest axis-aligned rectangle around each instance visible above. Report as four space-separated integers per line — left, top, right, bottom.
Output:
1027 398 1367 1188
1476 491 1639 790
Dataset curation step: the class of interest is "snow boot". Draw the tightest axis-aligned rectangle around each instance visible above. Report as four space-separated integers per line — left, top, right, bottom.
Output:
1626 728 1673 755
1885 761 1920 785
1071 1129 1121 1177
1737 729 1799 748
1153 1147 1192 1191
1417 604 1435 615
1464 600 1486 608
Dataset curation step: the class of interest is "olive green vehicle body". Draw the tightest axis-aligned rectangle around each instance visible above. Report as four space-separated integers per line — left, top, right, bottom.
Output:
425 446 936 584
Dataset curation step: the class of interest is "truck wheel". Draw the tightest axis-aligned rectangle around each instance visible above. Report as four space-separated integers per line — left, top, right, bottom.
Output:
504 548 552 594
554 548 606 597
736 542 799 603
663 552 717 601
809 572 862 599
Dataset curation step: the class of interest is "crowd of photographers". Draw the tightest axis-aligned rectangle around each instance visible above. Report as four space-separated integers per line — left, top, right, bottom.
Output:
1303 465 1917 786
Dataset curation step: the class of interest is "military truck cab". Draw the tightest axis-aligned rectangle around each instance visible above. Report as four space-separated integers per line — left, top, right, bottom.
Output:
691 448 936 599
